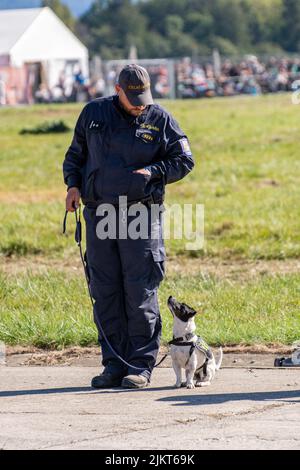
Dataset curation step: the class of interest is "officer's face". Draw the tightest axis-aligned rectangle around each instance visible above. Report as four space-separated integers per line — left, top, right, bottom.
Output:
116 85 147 116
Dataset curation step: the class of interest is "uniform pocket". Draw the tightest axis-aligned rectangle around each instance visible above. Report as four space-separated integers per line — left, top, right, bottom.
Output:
81 169 97 201
86 124 106 170
151 245 166 262
133 130 161 165
101 165 132 201
92 168 102 200
127 171 151 201
150 245 166 287
135 128 161 144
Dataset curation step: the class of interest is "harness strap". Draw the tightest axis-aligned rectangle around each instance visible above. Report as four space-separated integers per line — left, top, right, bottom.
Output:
169 335 210 370
185 343 197 367
168 333 195 346
168 340 195 347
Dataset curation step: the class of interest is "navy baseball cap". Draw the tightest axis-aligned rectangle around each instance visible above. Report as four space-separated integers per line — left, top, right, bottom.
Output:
118 64 153 106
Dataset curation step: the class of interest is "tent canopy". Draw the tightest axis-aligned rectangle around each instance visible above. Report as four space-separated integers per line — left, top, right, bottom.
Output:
0 8 42 55
0 7 88 67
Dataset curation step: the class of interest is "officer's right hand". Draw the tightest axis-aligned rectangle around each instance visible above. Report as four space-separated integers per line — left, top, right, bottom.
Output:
66 187 81 212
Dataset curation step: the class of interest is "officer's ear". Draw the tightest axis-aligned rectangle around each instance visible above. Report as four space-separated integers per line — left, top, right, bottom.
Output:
115 83 121 94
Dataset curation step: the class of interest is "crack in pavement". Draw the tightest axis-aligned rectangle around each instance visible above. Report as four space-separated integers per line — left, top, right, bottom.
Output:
0 400 295 420
205 402 292 420
38 402 296 450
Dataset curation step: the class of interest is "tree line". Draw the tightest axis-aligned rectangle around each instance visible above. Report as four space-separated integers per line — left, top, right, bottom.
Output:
43 0 300 59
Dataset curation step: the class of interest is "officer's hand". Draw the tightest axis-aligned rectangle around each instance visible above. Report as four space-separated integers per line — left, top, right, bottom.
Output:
133 168 151 176
66 187 81 212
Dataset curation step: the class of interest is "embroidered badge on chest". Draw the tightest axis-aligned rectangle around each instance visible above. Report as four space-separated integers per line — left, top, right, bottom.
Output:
136 128 155 143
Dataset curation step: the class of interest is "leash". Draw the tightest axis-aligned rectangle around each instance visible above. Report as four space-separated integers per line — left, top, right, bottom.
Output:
63 204 169 371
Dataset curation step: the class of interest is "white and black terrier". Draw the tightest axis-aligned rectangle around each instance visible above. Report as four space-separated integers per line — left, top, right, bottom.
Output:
168 296 223 389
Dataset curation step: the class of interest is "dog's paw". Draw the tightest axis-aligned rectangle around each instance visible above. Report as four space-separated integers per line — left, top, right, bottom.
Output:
186 382 195 389
174 382 182 388
196 381 211 387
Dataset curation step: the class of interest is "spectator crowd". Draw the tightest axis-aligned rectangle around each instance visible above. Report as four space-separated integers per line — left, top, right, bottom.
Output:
34 67 104 104
176 55 300 98
1 55 300 106
36 55 300 103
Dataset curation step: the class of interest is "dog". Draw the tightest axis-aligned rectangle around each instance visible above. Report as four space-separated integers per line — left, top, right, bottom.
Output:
167 296 223 389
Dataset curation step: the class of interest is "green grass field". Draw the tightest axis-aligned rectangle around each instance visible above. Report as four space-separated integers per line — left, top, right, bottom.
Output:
0 94 300 348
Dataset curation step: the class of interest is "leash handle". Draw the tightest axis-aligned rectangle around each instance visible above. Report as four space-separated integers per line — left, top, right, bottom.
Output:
62 210 68 235
74 204 82 245
62 201 80 236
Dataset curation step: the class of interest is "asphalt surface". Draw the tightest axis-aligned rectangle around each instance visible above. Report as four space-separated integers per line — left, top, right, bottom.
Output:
0 362 299 450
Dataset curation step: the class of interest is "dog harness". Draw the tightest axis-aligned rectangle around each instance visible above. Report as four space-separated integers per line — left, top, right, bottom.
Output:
168 334 213 372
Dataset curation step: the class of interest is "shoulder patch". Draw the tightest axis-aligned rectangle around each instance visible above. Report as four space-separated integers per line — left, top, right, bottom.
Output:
179 138 192 156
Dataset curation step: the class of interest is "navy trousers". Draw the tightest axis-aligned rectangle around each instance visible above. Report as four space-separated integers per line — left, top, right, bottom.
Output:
83 205 166 381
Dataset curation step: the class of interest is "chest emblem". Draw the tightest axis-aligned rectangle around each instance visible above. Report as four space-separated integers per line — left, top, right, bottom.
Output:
135 128 156 144
88 120 103 130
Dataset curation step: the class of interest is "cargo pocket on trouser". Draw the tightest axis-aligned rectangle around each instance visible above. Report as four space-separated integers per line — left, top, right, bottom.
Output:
125 247 166 339
150 245 166 288
90 279 125 339
149 245 165 337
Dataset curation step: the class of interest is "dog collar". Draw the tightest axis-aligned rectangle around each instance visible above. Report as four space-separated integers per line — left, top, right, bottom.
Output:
169 335 212 356
168 333 196 346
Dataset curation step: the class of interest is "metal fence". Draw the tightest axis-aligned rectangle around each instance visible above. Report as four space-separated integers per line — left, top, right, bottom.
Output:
101 54 300 100
102 58 176 99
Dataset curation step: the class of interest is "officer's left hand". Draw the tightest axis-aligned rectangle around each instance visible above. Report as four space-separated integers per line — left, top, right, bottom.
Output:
133 168 151 176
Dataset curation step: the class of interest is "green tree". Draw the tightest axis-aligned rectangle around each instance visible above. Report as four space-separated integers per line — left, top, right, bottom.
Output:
42 0 76 31
185 12 214 42
240 0 282 46
77 0 298 58
140 0 188 36
164 15 198 57
209 0 251 50
81 0 147 59
165 15 184 37
281 0 300 51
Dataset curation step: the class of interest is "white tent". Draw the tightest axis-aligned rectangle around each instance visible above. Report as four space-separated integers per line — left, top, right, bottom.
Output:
0 7 89 103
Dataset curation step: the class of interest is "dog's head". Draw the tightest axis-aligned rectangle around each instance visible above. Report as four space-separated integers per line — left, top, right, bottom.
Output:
167 296 197 323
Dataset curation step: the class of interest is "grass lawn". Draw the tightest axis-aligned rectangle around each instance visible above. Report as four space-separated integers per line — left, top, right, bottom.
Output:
0 269 299 348
0 94 299 347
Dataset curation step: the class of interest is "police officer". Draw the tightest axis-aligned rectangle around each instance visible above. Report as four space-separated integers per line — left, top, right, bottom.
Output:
63 64 194 389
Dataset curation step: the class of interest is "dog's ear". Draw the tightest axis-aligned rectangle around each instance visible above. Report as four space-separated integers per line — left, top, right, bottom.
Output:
183 304 197 318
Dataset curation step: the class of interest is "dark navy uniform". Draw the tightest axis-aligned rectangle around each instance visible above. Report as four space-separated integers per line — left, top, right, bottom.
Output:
63 95 194 381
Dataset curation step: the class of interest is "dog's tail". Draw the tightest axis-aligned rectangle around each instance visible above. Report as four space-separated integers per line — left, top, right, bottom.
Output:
215 347 223 370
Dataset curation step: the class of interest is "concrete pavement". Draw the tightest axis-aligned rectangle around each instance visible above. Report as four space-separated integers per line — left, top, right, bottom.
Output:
0 364 299 450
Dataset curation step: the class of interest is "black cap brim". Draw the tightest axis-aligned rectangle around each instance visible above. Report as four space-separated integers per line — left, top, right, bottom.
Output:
125 88 154 106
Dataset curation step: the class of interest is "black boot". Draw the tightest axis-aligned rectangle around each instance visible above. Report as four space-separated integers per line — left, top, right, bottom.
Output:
91 372 123 389
121 374 149 389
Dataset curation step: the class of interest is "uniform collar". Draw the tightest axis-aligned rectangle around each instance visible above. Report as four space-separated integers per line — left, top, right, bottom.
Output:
112 94 150 125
